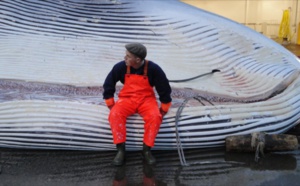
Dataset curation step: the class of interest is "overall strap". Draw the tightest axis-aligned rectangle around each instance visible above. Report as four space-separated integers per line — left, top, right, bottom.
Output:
126 65 130 74
143 60 148 76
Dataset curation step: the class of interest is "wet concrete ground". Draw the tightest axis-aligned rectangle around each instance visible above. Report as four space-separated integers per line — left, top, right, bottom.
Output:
1 146 300 186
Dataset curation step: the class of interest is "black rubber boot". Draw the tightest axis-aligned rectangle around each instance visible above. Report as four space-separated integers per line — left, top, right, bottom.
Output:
143 162 154 178
112 143 125 166
142 143 156 165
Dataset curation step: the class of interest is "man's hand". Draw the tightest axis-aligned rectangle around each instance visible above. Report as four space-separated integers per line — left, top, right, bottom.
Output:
105 98 115 110
108 105 114 110
160 102 171 117
159 107 167 117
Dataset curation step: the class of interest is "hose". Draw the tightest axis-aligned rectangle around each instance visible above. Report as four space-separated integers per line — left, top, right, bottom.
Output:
173 69 220 165
169 69 220 83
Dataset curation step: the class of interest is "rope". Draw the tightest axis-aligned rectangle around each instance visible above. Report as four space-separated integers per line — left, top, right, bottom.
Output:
175 96 207 166
175 97 192 166
251 132 266 162
172 70 220 165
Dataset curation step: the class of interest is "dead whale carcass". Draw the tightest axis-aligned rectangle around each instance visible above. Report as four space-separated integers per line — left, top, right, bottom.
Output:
0 0 300 151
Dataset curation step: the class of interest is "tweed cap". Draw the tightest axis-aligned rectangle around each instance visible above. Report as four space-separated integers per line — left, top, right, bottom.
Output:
125 43 147 59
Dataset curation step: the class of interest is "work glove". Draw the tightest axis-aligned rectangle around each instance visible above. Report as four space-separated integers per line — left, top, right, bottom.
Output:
159 108 167 117
160 102 171 117
105 97 115 110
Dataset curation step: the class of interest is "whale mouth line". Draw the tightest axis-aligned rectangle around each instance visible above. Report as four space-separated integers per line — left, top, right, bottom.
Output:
0 78 291 107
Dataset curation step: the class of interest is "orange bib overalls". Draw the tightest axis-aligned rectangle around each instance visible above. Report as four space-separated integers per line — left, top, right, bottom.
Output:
109 61 162 147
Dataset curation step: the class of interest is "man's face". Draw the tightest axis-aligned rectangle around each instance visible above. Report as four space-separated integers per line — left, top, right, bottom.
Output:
124 50 140 68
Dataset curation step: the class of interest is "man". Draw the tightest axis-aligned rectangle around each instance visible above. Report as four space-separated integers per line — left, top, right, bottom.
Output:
103 43 172 166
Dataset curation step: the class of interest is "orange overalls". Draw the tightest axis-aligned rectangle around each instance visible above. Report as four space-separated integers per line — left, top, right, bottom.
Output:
109 61 162 147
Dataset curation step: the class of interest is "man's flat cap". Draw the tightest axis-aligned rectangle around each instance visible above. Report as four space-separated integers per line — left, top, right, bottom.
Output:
125 43 147 59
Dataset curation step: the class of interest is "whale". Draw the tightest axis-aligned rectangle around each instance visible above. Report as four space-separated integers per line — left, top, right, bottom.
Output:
0 0 300 151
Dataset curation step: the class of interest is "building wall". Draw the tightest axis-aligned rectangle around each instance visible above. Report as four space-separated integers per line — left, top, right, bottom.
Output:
181 0 300 44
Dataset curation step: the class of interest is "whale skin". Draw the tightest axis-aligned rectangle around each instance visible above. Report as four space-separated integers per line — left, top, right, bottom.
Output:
0 0 300 150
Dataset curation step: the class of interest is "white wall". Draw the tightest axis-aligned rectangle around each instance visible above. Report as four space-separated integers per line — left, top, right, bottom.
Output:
181 0 300 44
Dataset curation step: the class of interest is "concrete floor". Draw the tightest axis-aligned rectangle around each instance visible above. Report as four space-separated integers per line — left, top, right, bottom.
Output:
1 147 300 186
284 44 300 57
272 38 300 57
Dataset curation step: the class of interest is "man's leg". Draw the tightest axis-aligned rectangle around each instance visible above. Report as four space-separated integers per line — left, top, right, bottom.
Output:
109 98 135 165
138 97 162 164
